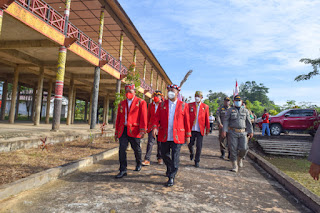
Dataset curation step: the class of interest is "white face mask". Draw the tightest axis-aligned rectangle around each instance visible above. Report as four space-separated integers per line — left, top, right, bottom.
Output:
195 97 201 103
168 91 175 99
234 101 242 107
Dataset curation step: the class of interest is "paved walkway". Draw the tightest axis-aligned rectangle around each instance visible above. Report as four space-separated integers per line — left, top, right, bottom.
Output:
0 122 113 143
0 131 311 212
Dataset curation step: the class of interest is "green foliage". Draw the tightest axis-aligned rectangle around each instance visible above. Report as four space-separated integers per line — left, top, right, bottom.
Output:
206 90 228 106
113 63 142 111
239 81 271 105
269 109 279 116
250 101 264 116
295 58 320 81
203 98 219 116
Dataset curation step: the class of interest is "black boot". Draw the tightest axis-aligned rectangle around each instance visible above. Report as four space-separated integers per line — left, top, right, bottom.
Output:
115 171 127 179
166 178 174 187
134 164 142 171
195 162 199 168
190 153 194 161
227 151 230 159
220 150 225 159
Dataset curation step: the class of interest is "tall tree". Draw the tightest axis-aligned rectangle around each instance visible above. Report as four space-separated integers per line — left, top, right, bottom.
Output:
239 81 270 105
206 90 228 106
295 58 320 81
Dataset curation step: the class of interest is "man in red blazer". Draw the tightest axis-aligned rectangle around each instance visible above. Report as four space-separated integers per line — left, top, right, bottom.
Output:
152 84 191 187
114 84 147 178
142 90 163 166
188 91 210 167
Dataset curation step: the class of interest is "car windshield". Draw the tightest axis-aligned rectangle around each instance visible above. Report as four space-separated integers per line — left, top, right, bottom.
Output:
275 109 290 116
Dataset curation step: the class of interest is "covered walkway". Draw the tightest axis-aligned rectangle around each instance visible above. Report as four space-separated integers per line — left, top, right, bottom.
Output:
0 0 171 130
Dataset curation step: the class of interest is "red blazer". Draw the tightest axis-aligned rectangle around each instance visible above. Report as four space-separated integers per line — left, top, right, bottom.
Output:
188 102 210 136
147 102 160 133
115 97 147 138
152 100 191 144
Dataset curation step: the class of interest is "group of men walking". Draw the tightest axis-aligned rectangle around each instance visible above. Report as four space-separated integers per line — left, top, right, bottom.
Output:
114 83 253 186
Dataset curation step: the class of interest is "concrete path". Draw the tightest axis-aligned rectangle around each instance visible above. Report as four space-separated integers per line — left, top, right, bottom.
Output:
0 131 311 213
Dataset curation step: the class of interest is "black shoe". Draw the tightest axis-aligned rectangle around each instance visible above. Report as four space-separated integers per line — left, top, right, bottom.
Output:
220 150 225 159
134 165 142 171
166 178 174 187
190 154 194 161
195 162 199 168
115 171 127 179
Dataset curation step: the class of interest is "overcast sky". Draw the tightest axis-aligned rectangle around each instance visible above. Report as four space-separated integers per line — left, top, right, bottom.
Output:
119 0 320 106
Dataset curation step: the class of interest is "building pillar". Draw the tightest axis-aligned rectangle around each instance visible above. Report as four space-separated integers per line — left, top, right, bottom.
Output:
31 85 36 121
150 67 154 88
142 58 147 99
0 80 8 120
84 100 88 122
52 0 72 131
66 78 74 125
45 80 53 124
9 67 19 124
103 93 109 124
15 85 20 120
71 88 76 124
113 32 124 126
0 9 3 37
88 88 93 125
156 74 159 91
133 46 137 73
34 66 44 126
90 8 104 129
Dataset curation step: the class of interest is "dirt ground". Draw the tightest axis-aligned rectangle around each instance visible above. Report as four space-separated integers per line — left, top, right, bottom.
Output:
0 137 117 186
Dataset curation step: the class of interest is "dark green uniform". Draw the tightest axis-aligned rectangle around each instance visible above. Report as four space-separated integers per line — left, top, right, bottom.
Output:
216 105 230 155
223 107 253 162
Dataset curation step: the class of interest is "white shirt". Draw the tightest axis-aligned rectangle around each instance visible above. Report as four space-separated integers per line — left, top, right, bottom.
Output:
125 96 134 125
167 99 177 141
192 102 201 132
153 102 159 113
209 115 215 123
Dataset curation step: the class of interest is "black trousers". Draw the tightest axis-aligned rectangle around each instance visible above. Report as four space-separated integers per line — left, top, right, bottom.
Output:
188 131 203 163
161 141 182 179
144 132 162 161
119 127 142 172
210 123 213 132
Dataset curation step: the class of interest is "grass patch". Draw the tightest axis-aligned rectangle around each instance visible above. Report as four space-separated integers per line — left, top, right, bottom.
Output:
0 137 117 186
265 156 320 197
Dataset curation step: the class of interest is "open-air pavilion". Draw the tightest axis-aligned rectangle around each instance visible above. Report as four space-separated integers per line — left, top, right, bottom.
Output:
0 0 172 131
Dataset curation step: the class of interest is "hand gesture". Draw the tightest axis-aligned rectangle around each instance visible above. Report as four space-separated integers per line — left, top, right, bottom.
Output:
309 163 320 181
152 128 158 139
185 137 190 144
221 131 226 138
140 132 145 138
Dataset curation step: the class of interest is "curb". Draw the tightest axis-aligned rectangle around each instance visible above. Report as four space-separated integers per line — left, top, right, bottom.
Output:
0 147 119 201
247 150 320 213
0 131 114 153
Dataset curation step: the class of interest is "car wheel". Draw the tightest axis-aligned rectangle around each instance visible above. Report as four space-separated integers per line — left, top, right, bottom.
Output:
270 124 282 136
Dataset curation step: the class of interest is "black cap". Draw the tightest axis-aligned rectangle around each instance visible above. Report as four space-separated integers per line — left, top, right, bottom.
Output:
234 95 241 101
224 97 230 101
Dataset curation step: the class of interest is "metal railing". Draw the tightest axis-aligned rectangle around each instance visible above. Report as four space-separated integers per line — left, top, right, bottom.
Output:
14 0 154 93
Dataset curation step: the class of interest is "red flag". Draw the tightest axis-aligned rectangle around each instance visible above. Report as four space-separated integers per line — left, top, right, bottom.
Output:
234 81 239 96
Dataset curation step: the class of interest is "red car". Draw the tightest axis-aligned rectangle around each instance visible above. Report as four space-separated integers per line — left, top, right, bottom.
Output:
257 109 319 136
